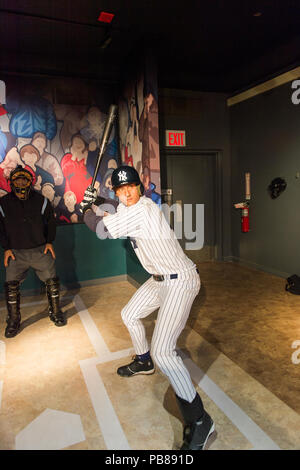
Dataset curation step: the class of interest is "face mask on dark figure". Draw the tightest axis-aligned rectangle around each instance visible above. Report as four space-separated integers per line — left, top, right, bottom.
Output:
10 166 33 200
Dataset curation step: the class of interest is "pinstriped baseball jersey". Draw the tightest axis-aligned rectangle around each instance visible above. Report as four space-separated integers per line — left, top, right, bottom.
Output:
102 196 195 275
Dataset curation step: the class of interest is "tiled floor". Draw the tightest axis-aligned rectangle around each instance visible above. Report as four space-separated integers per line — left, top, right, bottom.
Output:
0 261 299 450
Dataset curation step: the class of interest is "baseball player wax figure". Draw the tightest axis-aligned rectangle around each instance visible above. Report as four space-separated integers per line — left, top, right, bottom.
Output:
80 165 215 450
0 165 67 338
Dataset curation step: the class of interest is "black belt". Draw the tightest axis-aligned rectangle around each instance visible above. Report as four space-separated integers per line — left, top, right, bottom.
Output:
153 268 199 282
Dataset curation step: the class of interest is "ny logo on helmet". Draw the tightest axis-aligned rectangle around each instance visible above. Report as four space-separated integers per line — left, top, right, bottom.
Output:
118 170 127 182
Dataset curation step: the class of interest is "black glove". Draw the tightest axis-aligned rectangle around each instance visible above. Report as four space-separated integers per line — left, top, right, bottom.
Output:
94 196 106 206
79 186 97 214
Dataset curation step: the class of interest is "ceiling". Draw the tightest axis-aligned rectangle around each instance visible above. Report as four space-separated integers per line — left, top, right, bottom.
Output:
1 0 300 94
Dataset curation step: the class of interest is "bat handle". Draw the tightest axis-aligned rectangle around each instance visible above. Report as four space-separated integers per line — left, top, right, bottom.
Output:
91 176 97 190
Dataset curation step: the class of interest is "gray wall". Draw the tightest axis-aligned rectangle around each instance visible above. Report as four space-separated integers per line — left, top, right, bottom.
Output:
230 81 300 277
158 88 232 259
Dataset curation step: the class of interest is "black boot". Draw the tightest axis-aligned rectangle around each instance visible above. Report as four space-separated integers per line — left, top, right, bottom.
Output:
176 393 215 450
4 281 21 338
45 277 66 327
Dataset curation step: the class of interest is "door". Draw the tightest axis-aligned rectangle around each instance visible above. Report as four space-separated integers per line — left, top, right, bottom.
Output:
165 152 220 263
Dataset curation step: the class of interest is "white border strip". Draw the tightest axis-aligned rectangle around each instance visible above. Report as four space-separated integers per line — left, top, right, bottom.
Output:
0 381 2 410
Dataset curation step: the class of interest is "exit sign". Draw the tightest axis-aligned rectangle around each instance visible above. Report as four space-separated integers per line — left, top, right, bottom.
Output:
165 130 186 147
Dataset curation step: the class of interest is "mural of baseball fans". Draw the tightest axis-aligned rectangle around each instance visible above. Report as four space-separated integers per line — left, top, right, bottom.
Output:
118 60 161 206
61 134 91 203
0 88 120 223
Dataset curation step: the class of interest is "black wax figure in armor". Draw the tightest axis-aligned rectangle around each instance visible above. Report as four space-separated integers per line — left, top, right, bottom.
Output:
0 165 66 338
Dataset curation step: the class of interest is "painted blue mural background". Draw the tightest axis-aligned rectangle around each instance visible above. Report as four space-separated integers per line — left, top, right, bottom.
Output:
0 94 120 224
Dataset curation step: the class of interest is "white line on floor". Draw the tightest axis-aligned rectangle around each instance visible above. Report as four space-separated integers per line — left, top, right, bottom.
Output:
0 341 5 365
79 358 130 450
74 294 281 451
73 295 111 357
180 353 280 450
74 294 132 450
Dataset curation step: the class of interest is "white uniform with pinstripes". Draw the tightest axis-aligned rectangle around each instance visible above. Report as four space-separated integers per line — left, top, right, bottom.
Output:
101 196 200 402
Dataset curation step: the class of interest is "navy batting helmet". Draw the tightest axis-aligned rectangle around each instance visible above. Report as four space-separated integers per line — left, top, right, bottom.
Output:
111 165 142 190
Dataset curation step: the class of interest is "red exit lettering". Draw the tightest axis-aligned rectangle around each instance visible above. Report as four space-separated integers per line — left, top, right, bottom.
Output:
168 131 185 146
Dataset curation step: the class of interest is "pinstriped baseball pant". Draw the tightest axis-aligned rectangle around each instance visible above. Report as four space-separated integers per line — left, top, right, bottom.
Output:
121 271 201 402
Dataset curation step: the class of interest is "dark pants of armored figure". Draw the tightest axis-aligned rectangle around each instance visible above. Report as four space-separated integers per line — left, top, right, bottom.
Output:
4 246 66 338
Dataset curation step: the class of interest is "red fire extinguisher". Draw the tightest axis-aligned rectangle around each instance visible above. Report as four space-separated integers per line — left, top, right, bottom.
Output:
241 205 249 233
234 172 251 233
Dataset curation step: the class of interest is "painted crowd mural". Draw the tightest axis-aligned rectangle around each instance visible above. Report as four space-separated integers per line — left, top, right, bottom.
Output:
118 69 161 206
0 94 120 224
0 65 161 224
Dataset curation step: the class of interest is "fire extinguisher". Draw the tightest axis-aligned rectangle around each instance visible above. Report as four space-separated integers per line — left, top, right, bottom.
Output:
234 172 251 233
241 205 250 233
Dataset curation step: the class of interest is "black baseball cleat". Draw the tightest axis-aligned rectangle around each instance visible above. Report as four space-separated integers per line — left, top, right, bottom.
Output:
117 355 155 377
181 411 215 450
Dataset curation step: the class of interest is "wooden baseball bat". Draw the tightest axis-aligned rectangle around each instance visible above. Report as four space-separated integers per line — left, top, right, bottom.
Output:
91 104 118 188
